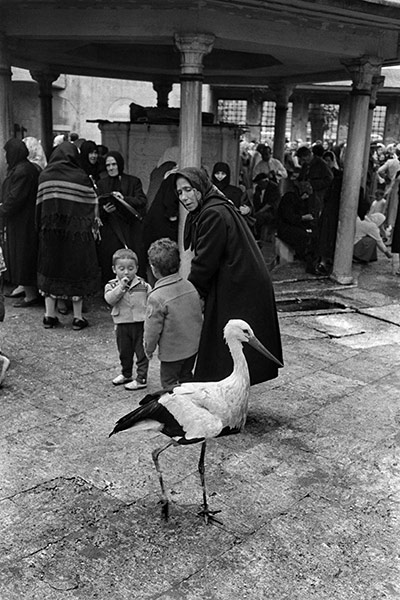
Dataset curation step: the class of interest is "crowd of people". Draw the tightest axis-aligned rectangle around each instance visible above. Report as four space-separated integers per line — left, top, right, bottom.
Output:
239 138 399 276
0 134 283 389
3 130 398 390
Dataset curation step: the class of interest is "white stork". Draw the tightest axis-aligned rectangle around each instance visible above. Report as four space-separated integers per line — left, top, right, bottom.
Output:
109 319 283 524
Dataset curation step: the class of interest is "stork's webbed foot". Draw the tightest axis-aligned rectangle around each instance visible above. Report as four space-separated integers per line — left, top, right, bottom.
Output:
197 507 223 526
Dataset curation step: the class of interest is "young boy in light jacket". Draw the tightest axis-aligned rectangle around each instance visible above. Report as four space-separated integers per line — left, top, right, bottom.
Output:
144 238 203 389
104 248 152 391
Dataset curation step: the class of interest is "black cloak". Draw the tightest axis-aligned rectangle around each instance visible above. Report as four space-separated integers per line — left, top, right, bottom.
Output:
176 167 283 385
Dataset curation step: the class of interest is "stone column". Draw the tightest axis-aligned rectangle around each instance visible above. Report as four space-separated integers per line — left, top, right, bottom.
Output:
30 69 60 159
246 90 263 142
174 33 214 275
332 56 382 285
152 81 173 109
0 34 13 183
269 81 294 162
337 96 351 145
290 94 308 144
362 75 385 194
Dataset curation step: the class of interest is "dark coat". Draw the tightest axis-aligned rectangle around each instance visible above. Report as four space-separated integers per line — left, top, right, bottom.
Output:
318 171 342 261
391 185 400 253
96 172 147 282
187 195 283 385
277 186 317 263
142 172 179 253
0 139 40 286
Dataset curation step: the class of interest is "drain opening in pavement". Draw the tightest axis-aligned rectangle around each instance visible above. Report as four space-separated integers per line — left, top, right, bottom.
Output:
276 297 348 312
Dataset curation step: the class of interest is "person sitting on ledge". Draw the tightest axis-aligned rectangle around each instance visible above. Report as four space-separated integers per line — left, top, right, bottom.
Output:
277 178 318 273
353 213 392 264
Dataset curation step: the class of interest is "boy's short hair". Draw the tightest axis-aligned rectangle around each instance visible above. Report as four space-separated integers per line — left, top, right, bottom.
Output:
148 238 180 277
112 248 138 266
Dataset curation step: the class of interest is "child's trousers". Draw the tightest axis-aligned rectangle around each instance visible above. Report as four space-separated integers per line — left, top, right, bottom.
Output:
116 322 148 382
160 354 196 389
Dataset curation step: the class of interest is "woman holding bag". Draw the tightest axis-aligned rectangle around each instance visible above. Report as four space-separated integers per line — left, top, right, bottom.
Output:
96 151 147 284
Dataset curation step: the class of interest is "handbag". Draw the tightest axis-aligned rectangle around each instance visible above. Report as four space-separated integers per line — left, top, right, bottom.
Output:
98 194 143 222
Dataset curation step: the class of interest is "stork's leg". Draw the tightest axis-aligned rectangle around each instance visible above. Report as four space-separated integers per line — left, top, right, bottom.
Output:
152 441 175 521
197 441 222 525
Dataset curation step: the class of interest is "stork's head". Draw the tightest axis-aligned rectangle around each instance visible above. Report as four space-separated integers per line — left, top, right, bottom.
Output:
223 319 254 344
223 319 283 367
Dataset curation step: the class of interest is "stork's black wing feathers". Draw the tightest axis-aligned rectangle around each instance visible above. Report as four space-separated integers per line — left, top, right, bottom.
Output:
139 389 173 406
109 393 186 439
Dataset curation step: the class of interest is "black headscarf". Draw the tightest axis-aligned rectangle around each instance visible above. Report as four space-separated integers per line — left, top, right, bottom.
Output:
104 151 125 192
211 162 231 191
4 138 29 171
79 140 101 180
174 167 230 250
39 141 91 187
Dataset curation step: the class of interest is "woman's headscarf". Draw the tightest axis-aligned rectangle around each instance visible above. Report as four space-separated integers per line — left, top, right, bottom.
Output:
368 212 386 227
4 138 29 170
39 141 91 187
79 140 100 178
211 162 231 191
174 167 228 250
105 151 125 176
23 137 47 170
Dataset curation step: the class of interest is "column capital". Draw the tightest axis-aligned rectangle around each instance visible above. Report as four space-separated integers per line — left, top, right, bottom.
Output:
152 81 173 108
30 69 60 92
268 80 295 108
174 33 215 79
341 55 382 94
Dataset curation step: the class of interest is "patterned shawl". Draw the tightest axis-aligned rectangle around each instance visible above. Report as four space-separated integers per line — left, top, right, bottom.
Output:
37 142 98 239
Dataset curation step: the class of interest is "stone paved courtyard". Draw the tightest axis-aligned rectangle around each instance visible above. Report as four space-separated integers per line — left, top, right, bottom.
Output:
1 257 400 599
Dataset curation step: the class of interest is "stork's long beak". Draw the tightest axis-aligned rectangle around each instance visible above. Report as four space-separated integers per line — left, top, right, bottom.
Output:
248 335 283 367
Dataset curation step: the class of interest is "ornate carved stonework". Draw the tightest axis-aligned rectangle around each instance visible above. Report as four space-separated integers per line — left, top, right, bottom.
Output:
174 33 215 77
342 55 383 94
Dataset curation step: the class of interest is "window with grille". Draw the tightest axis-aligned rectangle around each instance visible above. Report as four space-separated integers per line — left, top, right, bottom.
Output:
371 105 387 140
217 100 247 124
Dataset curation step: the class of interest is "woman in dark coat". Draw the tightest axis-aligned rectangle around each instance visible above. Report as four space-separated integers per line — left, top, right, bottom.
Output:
36 142 100 330
142 170 179 252
0 138 40 306
96 151 147 282
175 167 283 385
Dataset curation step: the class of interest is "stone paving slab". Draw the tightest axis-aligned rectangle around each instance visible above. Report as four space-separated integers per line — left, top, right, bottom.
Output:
1 256 400 599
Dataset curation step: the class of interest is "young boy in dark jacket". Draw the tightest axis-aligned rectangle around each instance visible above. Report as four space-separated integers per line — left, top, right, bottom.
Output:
144 238 203 389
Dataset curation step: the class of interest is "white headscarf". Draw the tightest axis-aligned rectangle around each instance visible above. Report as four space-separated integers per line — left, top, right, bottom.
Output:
23 136 47 170
368 212 386 227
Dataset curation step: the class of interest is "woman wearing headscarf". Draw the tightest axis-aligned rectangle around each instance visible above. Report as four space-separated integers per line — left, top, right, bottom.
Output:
36 141 100 329
96 151 147 283
175 167 282 385
142 148 180 281
353 212 392 264
0 138 40 305
23 136 47 172
79 140 105 183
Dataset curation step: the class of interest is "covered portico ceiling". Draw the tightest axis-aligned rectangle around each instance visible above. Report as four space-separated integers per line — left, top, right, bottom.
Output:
2 0 400 85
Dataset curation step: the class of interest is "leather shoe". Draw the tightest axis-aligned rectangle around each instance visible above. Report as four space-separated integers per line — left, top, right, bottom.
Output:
5 290 25 298
13 297 41 308
43 316 59 329
72 317 89 330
